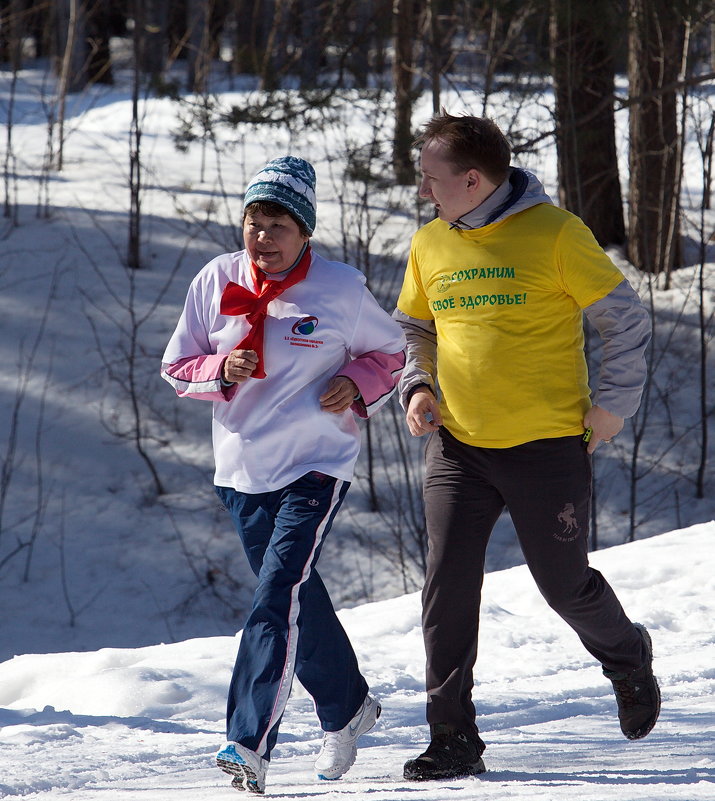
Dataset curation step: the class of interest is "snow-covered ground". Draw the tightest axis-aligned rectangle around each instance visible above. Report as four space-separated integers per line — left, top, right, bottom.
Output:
1 522 713 799
2 67 713 656
1 61 714 800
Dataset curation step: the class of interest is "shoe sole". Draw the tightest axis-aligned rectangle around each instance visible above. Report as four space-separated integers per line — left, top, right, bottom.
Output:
217 757 264 794
316 701 382 781
626 624 661 740
404 755 487 781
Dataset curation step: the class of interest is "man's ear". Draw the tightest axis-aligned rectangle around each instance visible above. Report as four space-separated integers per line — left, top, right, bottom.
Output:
466 169 481 193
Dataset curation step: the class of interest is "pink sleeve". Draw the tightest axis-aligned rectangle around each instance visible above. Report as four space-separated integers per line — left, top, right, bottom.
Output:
161 354 238 401
338 349 406 419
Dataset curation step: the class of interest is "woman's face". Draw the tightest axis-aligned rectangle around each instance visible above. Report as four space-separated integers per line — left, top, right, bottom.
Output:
243 209 309 274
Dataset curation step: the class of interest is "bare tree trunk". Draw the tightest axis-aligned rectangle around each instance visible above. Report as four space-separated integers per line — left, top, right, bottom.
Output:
85 0 114 85
168 0 188 61
231 0 270 76
626 275 656 542
0 0 23 69
128 0 142 269
704 111 714 210
476 1 538 117
260 0 289 91
139 0 169 82
372 0 392 77
392 0 416 185
186 0 211 92
550 0 626 246
184 0 231 90
627 0 685 274
55 0 91 93
347 0 370 88
426 0 442 113
56 0 83 170
230 0 252 73
661 18 691 288
696 234 709 500
482 3 501 113
2 0 23 222
696 114 713 498
30 0 53 58
298 0 322 87
2 65 18 223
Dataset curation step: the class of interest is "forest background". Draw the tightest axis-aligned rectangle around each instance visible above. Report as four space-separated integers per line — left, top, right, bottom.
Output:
1 0 714 658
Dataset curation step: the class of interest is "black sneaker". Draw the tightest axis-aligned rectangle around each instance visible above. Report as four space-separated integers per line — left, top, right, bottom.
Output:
603 623 661 740
403 724 486 781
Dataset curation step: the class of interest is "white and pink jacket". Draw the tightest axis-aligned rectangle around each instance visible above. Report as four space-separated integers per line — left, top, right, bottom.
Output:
162 249 406 493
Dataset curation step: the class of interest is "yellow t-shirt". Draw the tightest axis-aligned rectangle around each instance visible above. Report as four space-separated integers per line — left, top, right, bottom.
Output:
397 203 624 447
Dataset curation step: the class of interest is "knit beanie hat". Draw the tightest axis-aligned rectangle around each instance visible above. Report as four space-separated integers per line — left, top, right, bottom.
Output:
243 156 317 235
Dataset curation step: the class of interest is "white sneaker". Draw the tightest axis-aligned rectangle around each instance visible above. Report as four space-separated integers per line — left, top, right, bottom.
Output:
216 742 268 794
315 694 381 780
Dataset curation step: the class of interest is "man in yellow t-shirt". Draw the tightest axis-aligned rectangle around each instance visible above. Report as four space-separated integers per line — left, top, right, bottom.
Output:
395 113 659 782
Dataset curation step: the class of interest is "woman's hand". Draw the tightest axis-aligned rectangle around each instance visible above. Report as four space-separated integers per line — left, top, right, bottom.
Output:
222 349 258 384
320 376 359 414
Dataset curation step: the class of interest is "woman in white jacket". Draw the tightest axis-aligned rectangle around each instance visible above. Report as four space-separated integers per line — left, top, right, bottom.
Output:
162 156 405 794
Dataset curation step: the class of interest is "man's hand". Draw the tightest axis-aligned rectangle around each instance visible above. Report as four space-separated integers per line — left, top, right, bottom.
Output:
222 349 258 384
406 387 442 436
583 405 624 454
320 376 359 414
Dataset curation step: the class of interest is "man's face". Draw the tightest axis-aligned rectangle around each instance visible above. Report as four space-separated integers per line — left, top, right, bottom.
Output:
419 139 480 223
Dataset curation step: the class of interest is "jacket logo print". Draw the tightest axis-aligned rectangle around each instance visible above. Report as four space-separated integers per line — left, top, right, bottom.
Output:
285 316 324 349
292 316 319 335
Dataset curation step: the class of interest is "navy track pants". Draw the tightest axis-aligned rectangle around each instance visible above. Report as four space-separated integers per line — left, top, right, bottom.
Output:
216 472 368 760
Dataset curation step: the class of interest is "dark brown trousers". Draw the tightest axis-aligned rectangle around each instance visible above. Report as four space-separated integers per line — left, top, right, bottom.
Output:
422 427 647 745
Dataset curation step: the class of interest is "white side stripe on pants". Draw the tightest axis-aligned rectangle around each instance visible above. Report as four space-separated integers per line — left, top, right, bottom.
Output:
256 479 345 757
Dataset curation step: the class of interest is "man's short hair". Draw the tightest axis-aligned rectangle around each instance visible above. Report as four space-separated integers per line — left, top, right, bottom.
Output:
416 112 511 186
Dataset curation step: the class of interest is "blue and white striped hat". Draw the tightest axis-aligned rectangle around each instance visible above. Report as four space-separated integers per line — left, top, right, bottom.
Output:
243 156 317 235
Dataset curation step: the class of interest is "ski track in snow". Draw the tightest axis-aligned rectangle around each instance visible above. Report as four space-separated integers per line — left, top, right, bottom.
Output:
1 524 713 800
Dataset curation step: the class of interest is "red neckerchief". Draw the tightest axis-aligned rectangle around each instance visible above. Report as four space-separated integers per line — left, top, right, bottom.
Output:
219 245 312 379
